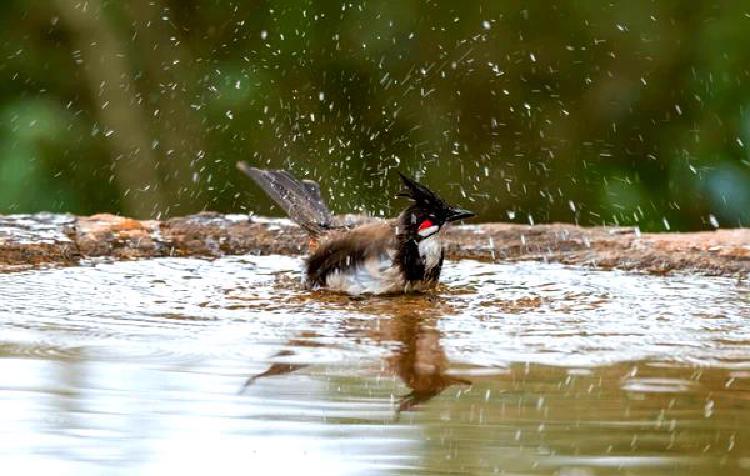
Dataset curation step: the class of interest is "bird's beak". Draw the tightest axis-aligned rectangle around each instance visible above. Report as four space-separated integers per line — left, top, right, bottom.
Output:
446 207 475 222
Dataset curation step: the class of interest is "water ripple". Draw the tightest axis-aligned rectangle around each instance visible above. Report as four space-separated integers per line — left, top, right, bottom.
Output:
0 256 749 474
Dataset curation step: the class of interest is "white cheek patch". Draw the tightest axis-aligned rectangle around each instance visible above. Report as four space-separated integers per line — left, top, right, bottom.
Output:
417 225 439 237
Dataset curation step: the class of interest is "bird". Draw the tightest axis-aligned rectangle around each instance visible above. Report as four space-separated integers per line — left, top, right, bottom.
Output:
237 162 475 295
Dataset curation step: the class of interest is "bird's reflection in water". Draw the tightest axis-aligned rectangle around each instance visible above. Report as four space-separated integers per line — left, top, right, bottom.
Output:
242 293 472 417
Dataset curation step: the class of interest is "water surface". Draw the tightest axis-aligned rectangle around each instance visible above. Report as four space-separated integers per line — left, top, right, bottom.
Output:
0 256 748 474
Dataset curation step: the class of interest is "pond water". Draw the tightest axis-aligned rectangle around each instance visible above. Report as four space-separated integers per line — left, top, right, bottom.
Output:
0 256 748 475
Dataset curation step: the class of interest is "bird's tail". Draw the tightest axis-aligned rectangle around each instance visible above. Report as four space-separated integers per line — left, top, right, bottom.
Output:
236 162 334 237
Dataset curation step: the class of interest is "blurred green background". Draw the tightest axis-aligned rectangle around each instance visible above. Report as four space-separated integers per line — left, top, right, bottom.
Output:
1 1 749 230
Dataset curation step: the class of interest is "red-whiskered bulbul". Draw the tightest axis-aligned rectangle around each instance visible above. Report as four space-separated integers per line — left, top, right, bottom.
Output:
237 162 475 295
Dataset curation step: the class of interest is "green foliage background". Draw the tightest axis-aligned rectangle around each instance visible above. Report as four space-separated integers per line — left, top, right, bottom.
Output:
1 1 749 230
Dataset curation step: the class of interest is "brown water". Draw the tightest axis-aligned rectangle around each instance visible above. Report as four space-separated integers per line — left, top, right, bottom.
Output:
0 256 748 474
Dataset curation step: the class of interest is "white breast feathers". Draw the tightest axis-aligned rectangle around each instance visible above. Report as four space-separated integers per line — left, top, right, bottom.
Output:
418 235 442 271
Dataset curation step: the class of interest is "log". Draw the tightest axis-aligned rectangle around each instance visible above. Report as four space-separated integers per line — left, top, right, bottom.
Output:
0 212 748 276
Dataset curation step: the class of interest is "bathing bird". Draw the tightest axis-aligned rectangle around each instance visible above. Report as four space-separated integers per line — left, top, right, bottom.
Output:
237 162 475 295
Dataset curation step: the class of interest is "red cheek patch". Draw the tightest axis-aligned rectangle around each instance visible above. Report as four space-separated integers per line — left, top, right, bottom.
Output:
418 219 434 231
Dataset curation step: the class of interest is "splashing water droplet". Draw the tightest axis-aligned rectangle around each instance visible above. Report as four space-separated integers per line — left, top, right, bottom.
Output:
709 214 719 228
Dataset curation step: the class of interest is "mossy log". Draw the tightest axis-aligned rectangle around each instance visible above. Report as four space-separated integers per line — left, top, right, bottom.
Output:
1 212 748 276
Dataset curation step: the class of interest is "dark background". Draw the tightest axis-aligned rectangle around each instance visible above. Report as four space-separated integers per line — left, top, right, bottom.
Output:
1 1 749 230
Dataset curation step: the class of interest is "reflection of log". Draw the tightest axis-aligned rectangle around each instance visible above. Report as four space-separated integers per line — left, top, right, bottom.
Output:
1 212 748 275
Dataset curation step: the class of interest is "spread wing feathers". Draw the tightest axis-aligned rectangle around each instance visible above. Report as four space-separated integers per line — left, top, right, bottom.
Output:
237 162 333 236
301 179 324 204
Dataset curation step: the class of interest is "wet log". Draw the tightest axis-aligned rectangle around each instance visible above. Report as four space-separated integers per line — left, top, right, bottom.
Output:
0 212 748 276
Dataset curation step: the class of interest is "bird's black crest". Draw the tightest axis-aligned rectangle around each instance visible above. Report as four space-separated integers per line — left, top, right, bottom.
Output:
397 173 447 209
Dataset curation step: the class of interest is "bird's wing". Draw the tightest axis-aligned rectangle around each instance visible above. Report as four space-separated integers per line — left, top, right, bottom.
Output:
305 221 396 287
237 162 334 236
